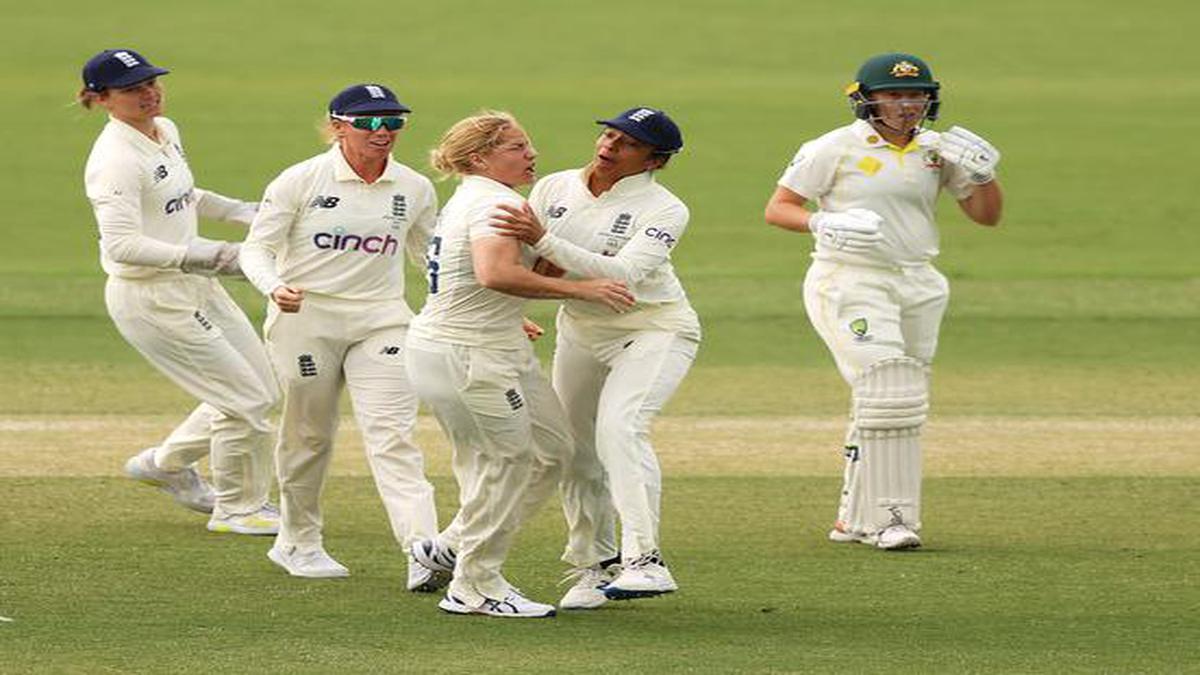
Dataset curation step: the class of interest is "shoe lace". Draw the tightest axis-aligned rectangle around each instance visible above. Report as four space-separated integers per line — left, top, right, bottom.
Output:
627 550 665 569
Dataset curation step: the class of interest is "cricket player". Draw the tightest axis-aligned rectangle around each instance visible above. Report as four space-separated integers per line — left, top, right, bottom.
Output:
79 48 280 534
490 107 699 609
239 84 445 589
764 53 1004 549
405 111 635 618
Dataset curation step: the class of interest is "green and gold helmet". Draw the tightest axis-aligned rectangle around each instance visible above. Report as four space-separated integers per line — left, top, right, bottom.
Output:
845 52 941 121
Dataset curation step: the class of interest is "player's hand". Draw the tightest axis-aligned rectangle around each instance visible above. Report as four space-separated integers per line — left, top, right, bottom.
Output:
490 202 546 245
937 126 1000 184
572 278 635 313
808 209 884 253
522 317 546 341
271 285 305 313
182 238 241 276
532 257 566 278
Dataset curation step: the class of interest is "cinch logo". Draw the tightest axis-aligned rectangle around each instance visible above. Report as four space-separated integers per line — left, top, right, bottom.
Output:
165 188 194 214
644 226 676 247
309 195 340 209
113 51 140 68
313 229 400 256
628 108 656 122
547 205 567 219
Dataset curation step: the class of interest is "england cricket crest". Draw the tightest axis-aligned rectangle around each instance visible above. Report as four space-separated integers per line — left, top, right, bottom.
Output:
610 212 633 235
849 317 872 341
388 194 408 229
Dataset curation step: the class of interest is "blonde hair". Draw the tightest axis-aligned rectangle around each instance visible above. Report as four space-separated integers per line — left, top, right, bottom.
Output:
76 88 102 110
429 110 520 180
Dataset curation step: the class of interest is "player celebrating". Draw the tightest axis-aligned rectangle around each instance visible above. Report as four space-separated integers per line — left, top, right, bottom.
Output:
240 84 443 589
406 111 635 618
80 48 279 535
764 53 1004 549
491 107 699 608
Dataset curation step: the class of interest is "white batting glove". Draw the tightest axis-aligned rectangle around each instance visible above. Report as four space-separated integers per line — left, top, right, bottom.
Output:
809 208 884 253
938 126 1001 184
182 238 242 276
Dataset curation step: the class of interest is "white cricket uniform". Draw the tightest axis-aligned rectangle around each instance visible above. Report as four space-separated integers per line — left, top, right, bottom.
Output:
777 118 976 536
406 175 574 606
528 168 700 565
85 115 277 518
240 145 440 552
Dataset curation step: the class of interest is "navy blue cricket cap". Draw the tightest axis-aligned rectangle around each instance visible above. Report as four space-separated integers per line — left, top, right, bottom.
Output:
329 84 411 116
596 107 683 154
82 49 170 92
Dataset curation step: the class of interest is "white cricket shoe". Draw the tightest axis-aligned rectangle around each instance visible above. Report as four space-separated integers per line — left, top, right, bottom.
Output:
268 544 349 578
559 559 621 610
410 538 456 574
875 524 922 550
207 503 280 536
407 553 451 593
438 587 556 618
124 447 215 514
604 551 677 600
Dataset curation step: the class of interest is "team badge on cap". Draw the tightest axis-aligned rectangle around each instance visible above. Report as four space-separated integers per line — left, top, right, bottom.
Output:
890 60 921 78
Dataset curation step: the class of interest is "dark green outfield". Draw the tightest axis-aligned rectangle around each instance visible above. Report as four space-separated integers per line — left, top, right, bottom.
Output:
2 476 1196 673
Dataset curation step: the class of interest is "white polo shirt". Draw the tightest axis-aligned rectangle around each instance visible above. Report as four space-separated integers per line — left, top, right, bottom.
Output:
84 116 257 280
240 145 436 309
408 175 535 350
778 119 975 267
528 169 699 342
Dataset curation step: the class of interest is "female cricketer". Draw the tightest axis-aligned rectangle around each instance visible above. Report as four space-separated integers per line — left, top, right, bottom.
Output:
764 53 1004 550
240 84 443 589
490 107 699 609
405 111 634 618
80 48 279 535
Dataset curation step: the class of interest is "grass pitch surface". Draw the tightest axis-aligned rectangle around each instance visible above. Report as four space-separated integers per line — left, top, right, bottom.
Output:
2 0 1198 671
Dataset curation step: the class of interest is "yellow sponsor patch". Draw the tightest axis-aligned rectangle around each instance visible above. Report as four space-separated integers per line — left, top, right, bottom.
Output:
857 156 883 176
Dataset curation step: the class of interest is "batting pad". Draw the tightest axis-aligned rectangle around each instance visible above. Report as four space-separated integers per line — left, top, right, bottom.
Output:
853 357 928 534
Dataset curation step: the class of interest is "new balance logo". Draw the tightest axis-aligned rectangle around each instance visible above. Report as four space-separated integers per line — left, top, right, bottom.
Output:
113 51 140 67
193 311 213 331
379 346 401 356
298 354 317 378
152 165 168 183
504 388 524 411
611 213 632 235
547 205 567 219
309 196 340 209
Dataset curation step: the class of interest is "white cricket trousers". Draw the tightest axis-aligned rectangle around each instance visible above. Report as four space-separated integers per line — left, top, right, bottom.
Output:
405 335 572 605
265 297 437 551
803 260 949 533
554 328 698 564
104 274 278 517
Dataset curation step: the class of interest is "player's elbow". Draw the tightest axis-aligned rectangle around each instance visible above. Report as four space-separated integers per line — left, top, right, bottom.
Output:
100 235 138 263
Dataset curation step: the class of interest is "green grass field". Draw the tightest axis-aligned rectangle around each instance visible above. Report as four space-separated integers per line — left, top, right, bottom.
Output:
2 0 1198 672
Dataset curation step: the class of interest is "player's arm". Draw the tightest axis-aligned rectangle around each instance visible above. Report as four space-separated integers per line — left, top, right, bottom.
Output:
492 202 686 285
764 185 817 233
957 180 1003 226
472 236 634 312
87 161 187 267
195 188 258 226
404 181 438 269
242 175 303 311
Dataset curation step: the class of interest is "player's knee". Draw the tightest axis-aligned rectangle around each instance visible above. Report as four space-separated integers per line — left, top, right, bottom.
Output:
853 356 929 432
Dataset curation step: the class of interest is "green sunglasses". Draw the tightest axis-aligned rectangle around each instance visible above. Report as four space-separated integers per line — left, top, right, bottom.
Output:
331 114 406 131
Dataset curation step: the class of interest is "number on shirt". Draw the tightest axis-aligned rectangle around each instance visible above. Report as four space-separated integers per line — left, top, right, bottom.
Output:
426 235 442 294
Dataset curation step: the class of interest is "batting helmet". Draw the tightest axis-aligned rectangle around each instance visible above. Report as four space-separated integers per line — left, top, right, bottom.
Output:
845 53 941 122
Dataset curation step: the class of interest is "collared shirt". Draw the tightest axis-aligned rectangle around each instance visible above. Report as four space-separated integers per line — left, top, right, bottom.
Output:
84 116 255 280
408 175 536 350
241 145 436 308
777 119 975 267
528 169 699 340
